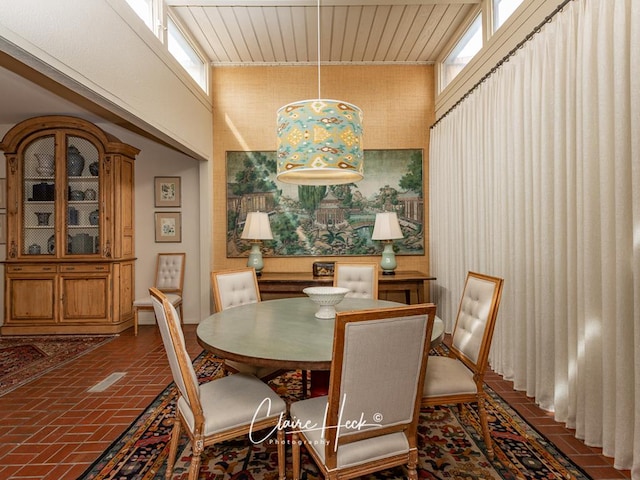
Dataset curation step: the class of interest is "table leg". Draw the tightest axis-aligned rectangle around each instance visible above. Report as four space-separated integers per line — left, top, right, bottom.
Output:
309 370 330 397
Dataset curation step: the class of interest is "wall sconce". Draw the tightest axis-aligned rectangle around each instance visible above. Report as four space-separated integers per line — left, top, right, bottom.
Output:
241 212 273 276
371 211 403 275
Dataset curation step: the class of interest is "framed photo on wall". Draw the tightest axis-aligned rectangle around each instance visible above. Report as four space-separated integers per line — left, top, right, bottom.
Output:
155 212 182 243
154 176 181 207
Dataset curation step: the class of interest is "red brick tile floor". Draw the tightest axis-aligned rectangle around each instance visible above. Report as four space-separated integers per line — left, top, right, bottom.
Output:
0 325 632 479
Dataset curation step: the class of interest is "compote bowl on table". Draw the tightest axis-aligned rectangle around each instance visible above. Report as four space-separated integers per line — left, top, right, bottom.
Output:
303 286 350 319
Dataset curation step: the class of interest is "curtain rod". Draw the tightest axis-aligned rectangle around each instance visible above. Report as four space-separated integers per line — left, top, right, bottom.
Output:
431 0 575 129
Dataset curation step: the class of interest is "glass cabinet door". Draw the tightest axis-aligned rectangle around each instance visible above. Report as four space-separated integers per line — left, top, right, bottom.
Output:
65 135 100 256
21 133 101 257
22 135 56 256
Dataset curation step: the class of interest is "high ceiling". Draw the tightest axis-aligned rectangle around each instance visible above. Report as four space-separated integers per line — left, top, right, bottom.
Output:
167 0 477 65
0 1 477 128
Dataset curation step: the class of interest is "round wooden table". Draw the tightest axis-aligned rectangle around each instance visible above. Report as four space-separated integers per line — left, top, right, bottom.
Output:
196 297 444 395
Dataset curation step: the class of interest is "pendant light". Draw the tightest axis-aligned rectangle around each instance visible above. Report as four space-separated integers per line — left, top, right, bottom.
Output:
276 0 364 185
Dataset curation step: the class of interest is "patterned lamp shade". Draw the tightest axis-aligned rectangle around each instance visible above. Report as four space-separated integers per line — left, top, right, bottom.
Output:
276 99 364 185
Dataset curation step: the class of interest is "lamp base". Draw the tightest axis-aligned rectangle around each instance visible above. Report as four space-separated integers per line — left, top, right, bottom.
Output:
246 242 264 276
379 241 397 276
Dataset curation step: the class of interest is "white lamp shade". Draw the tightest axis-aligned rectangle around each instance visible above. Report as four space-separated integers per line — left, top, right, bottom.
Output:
371 212 403 240
241 212 273 240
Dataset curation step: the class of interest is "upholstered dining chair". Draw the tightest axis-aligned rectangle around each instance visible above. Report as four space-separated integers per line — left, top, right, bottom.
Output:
290 303 436 480
421 271 504 460
210 267 294 388
150 287 286 480
333 262 379 299
133 252 186 336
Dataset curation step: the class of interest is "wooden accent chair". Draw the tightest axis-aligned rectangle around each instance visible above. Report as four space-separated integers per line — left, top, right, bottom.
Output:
150 288 286 480
210 267 297 389
333 262 379 299
290 303 436 480
133 252 185 336
421 271 504 459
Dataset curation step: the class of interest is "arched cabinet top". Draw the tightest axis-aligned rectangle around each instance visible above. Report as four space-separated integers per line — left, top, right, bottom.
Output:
1 115 140 158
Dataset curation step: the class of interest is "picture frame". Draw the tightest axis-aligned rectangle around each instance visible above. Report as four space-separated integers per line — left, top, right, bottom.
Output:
154 176 181 207
313 261 335 277
155 212 182 243
0 178 6 209
226 149 424 258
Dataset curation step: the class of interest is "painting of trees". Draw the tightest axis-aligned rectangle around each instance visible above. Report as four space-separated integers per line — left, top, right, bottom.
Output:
226 149 423 257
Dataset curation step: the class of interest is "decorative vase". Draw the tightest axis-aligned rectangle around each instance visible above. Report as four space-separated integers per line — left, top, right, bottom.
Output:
89 162 99 176
84 188 96 200
35 212 52 226
28 244 41 255
34 153 55 176
89 209 99 225
67 145 85 176
67 207 79 225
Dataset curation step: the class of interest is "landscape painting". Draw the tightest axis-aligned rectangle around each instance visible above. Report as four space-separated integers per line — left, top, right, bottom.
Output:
226 149 424 258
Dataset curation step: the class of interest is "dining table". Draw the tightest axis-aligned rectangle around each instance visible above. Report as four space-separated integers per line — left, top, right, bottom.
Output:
196 296 445 396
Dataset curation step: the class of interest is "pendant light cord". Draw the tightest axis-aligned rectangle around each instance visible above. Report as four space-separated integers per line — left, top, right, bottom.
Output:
317 0 321 99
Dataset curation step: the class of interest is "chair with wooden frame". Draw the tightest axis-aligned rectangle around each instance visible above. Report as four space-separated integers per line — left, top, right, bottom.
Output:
290 303 436 480
333 262 379 299
133 252 185 336
210 267 299 391
150 288 286 480
421 271 504 459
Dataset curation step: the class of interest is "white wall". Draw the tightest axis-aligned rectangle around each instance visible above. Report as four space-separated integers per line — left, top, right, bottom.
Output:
0 0 212 161
105 124 204 325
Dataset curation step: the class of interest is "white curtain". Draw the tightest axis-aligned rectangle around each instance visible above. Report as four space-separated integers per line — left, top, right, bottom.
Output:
429 0 640 473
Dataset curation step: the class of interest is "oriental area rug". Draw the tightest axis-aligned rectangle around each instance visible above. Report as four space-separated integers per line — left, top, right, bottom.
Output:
81 348 590 480
0 335 116 397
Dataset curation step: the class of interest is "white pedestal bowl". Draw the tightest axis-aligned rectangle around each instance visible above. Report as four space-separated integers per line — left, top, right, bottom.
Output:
303 286 350 319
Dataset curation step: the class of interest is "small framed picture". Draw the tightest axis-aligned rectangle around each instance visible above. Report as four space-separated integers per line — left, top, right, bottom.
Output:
155 212 182 243
313 261 335 277
154 176 181 207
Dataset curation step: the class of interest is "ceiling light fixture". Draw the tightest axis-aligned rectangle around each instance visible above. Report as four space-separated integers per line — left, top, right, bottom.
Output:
275 0 364 185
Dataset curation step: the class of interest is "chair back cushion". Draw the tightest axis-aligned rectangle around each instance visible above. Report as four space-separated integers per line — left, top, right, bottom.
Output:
212 268 261 311
451 272 504 367
333 263 378 299
329 304 435 443
151 289 200 417
155 253 186 293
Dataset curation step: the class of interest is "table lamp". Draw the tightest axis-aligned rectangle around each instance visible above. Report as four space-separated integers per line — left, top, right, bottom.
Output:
371 211 403 275
241 212 273 276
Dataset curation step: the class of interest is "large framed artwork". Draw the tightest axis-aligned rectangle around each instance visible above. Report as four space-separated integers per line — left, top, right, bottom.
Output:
226 149 424 258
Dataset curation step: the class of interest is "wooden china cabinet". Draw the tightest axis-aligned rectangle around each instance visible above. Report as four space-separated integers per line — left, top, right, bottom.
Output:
1 116 138 335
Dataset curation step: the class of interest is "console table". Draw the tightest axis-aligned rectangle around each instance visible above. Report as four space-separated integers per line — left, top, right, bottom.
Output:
257 270 435 304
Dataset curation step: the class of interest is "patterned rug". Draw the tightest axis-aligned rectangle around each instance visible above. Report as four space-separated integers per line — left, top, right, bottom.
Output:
80 349 591 480
0 335 116 397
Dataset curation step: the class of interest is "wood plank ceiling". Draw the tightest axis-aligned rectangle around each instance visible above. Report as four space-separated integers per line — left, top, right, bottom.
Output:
167 0 478 65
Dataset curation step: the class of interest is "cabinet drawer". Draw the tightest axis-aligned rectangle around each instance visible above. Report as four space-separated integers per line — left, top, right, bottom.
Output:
60 264 110 273
6 265 57 274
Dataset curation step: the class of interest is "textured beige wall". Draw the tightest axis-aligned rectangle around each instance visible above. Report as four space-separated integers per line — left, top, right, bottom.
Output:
212 65 434 274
